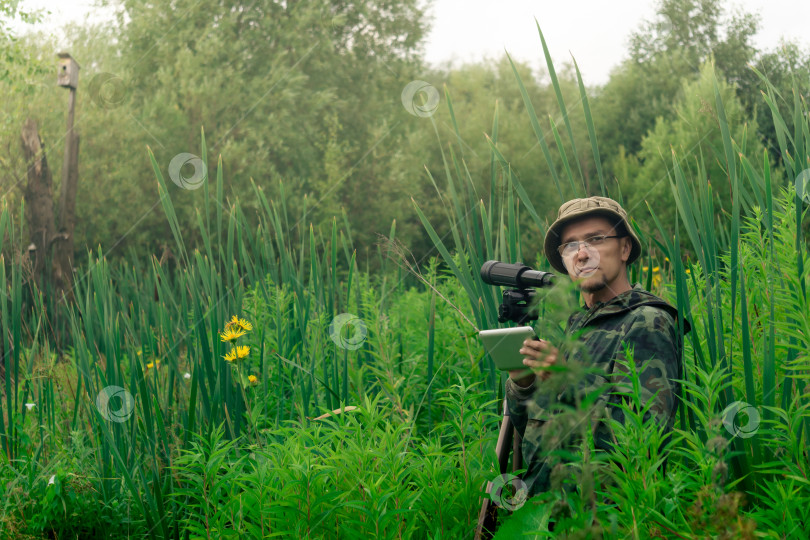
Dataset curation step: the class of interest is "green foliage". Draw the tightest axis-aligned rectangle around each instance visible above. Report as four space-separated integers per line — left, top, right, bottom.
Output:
624 61 776 243
171 389 497 538
0 0 45 84
595 0 759 159
751 41 810 160
1 430 139 538
628 0 759 73
393 54 585 262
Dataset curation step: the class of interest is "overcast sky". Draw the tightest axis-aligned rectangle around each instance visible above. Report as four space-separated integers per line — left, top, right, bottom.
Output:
9 0 810 85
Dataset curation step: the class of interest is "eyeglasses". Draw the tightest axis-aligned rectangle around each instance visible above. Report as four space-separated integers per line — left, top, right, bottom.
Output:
558 235 623 258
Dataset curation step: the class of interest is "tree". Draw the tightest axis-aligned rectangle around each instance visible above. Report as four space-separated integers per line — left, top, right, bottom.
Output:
621 62 775 241
103 0 430 263
594 0 759 162
0 2 47 215
746 40 810 162
0 0 43 84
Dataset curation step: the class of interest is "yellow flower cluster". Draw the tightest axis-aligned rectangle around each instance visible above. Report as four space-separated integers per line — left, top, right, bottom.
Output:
641 258 692 286
221 316 252 361
224 345 251 363
220 315 260 387
641 265 663 288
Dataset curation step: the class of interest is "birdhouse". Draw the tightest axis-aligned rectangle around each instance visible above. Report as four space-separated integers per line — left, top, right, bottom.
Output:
57 53 80 89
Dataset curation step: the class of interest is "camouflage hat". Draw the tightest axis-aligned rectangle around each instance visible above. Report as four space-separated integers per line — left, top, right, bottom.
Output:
543 196 641 274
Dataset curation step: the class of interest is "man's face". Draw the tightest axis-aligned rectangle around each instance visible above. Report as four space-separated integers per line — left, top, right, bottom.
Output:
559 216 631 293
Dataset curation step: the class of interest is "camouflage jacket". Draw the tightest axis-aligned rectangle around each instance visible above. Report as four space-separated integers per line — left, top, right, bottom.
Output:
505 284 689 497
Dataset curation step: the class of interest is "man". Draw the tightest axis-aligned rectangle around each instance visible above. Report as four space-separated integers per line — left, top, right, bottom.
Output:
505 196 688 498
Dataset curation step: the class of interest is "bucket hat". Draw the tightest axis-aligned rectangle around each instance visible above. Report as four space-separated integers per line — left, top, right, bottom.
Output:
543 196 641 274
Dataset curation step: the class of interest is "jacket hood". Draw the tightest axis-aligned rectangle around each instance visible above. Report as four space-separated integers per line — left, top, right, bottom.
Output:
572 284 692 334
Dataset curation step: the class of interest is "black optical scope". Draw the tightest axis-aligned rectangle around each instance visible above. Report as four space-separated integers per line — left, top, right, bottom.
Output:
480 260 555 289
480 261 555 324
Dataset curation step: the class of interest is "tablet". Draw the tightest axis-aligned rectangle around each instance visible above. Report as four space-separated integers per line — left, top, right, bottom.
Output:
479 326 537 371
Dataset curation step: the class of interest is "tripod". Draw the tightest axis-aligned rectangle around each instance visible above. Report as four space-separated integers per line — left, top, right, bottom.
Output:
475 261 554 538
474 399 524 540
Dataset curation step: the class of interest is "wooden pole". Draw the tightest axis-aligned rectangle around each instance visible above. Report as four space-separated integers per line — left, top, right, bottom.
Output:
55 62 79 304
59 86 76 196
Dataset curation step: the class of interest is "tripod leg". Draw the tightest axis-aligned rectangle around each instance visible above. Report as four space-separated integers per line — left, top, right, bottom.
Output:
475 481 498 540
475 399 514 540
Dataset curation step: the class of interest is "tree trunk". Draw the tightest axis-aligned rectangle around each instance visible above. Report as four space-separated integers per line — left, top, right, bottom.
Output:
20 118 56 290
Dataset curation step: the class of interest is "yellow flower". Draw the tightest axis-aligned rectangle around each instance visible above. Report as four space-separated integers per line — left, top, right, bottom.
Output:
642 266 649 271
237 318 253 332
220 327 246 342
225 315 253 333
223 345 250 363
145 360 160 371
652 266 660 272
685 269 691 274
248 375 258 385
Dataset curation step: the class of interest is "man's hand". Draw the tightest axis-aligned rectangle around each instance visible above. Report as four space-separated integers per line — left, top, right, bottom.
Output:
509 338 560 387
